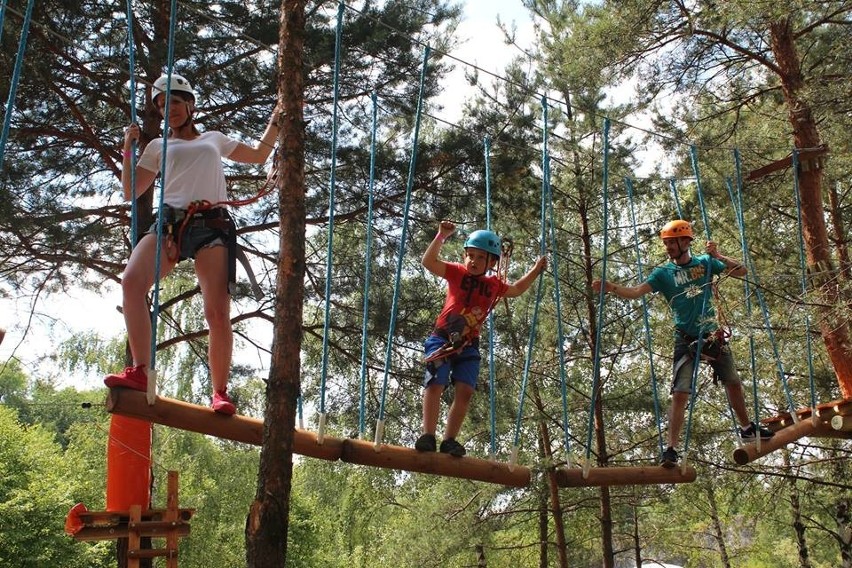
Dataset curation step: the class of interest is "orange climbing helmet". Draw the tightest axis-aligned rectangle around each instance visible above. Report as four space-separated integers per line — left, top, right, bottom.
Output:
659 219 694 240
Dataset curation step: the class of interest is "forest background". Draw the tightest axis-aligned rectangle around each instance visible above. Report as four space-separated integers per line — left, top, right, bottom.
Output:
0 0 850 567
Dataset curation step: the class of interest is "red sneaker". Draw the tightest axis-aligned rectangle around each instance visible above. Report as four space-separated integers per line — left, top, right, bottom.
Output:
104 365 147 391
212 390 236 415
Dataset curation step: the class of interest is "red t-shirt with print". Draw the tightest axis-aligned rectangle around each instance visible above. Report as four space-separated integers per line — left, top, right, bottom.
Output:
432 262 508 339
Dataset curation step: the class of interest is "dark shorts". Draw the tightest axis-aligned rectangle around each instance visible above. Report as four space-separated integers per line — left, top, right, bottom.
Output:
422 334 481 389
672 332 741 393
146 206 231 261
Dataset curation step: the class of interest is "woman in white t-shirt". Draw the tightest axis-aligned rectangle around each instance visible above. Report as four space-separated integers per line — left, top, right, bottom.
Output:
105 73 279 415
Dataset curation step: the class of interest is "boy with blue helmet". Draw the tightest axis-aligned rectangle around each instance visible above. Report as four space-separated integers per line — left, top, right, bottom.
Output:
415 220 547 457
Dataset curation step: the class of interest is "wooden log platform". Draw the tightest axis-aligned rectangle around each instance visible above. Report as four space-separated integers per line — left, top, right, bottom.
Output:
554 465 697 488
762 398 852 432
106 388 344 462
733 415 842 465
340 437 531 488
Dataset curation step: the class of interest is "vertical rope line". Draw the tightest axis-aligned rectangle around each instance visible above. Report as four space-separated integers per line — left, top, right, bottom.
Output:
483 135 498 458
732 152 794 417
125 0 139 246
791 149 818 410
726 168 760 432
318 1 345 421
358 91 378 438
0 0 36 170
669 178 683 220
625 177 665 458
585 117 610 461
546 156 572 460
683 145 718 456
377 46 430 429
511 97 548 452
149 0 181 370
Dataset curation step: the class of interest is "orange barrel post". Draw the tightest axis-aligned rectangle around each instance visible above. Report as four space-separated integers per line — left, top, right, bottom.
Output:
106 414 152 511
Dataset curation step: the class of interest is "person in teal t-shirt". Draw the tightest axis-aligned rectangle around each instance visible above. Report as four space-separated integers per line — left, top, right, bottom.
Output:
593 220 773 467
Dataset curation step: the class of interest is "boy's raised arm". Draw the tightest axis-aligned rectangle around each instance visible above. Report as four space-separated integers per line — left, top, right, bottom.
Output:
422 220 455 278
504 256 548 298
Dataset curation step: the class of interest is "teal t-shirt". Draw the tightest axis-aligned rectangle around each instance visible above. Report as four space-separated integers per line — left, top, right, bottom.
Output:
645 254 726 337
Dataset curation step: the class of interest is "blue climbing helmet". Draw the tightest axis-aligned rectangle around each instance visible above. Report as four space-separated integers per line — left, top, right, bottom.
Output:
463 229 501 258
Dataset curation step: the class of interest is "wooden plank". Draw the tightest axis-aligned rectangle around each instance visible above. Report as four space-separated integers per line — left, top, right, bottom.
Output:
733 416 838 465
555 465 696 488
746 145 829 181
762 398 852 430
107 388 343 461
340 438 531 488
831 414 852 432
73 524 191 541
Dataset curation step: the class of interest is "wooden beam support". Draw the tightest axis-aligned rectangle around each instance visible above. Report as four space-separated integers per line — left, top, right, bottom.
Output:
555 465 696 488
340 438 531 488
831 414 852 432
106 388 343 462
746 145 828 181
733 417 838 465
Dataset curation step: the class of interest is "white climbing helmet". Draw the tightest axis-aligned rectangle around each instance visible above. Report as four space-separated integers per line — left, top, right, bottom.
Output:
151 73 195 104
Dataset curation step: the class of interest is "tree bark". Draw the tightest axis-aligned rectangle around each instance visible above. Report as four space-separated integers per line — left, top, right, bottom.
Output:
245 1 306 566
535 397 569 568
705 481 731 568
769 18 852 398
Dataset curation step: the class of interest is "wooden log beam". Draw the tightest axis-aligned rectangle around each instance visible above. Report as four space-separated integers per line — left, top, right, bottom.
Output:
733 417 838 465
746 145 828 181
554 465 697 488
831 414 852 432
106 388 343 462
72 524 191 542
340 437 531 488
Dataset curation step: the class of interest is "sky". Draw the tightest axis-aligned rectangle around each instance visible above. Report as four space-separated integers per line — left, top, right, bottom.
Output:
0 0 538 392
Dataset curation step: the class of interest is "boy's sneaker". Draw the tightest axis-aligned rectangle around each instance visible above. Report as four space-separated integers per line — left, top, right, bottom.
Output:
739 421 774 441
660 446 679 468
439 437 466 457
414 433 437 452
104 365 147 391
211 390 236 416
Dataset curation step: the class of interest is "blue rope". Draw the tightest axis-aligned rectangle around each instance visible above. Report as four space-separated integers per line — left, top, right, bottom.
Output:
682 145 717 457
731 152 794 414
725 167 761 430
585 117 611 462
149 0 180 370
545 155 572 458
625 177 665 459
0 0 6 44
318 1 345 417
0 0 36 170
669 178 683 220
125 0 139 246
377 46 429 423
512 97 549 450
357 91 379 437
483 135 499 458
791 150 818 410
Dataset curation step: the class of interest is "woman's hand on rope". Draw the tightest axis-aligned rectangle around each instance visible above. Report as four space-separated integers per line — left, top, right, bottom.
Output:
533 255 547 276
123 122 140 151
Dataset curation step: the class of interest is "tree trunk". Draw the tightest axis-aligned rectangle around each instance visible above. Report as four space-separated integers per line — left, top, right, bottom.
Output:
535 394 569 568
476 543 486 567
769 18 852 398
784 451 812 568
705 481 731 568
245 1 306 566
839 498 852 568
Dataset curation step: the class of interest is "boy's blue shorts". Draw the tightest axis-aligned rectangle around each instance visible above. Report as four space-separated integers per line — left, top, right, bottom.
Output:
422 334 481 389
